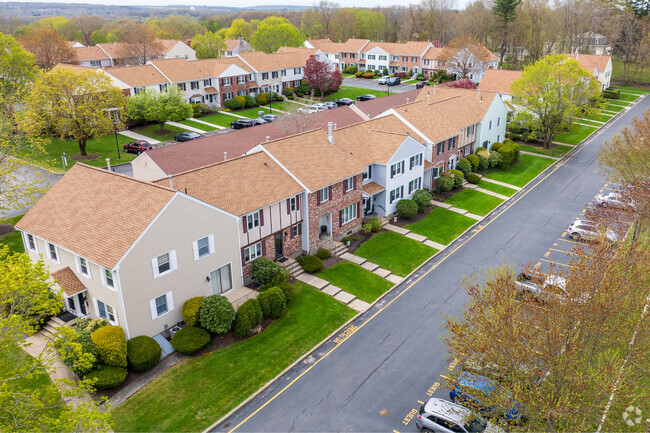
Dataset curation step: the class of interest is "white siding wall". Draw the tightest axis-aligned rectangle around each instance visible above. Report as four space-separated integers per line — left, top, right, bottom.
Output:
165 42 197 61
239 196 303 245
476 96 509 150
380 137 427 216
131 153 167 181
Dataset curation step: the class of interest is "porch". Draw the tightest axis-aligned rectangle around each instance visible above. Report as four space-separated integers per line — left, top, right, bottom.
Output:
224 286 259 310
51 266 90 320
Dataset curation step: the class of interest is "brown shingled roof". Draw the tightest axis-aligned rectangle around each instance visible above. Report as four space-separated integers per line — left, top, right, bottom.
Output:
478 69 522 94
362 181 384 196
353 88 422 119
423 47 446 60
238 51 312 72
105 64 169 87
154 152 303 215
52 267 87 296
363 41 432 56
73 45 111 61
566 53 610 74
16 164 175 269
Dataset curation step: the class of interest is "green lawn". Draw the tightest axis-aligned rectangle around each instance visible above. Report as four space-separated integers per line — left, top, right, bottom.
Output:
317 261 394 303
0 214 25 254
617 92 640 102
444 189 504 217
230 107 270 118
604 103 625 113
177 119 219 132
133 124 190 142
324 86 387 101
402 79 419 84
197 112 240 128
477 180 517 197
354 231 436 277
583 112 614 123
573 118 603 128
112 283 354 432
406 207 476 245
518 143 573 157
18 135 135 172
612 57 650 84
553 124 598 145
615 86 649 95
484 153 555 187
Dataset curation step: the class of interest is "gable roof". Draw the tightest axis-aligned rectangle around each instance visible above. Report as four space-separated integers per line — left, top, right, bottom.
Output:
150 57 251 82
73 45 111 61
154 152 304 216
225 39 240 51
423 47 446 60
95 39 183 59
566 53 610 74
105 64 169 87
468 45 499 62
363 41 432 56
353 88 422 119
478 69 522 94
16 164 175 269
51 267 87 296
237 51 312 72
307 38 369 54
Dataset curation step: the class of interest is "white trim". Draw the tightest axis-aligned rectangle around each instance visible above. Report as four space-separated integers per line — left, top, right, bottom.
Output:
101 267 115 290
94 298 118 326
148 62 173 84
76 256 92 279
112 269 130 339
22 231 38 254
149 291 174 319
152 249 177 278
386 109 433 144
47 242 60 264
193 234 214 261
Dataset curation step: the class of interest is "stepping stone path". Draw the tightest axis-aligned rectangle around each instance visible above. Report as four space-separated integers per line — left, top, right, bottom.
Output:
430 200 484 221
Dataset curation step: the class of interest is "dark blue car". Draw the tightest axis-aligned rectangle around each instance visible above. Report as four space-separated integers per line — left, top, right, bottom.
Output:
450 371 523 422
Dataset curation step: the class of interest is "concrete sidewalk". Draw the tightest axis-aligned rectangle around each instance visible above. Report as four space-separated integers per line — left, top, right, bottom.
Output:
118 130 161 144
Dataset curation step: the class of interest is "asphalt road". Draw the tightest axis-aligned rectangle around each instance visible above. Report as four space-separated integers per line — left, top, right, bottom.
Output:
342 77 417 94
1 163 62 219
214 95 649 433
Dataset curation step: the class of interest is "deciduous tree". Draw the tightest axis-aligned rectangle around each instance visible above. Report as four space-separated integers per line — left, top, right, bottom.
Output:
442 35 486 79
191 31 227 59
224 18 255 40
251 17 305 53
118 22 163 65
126 86 193 133
510 54 604 149
315 0 339 38
71 15 105 46
19 27 77 69
24 67 125 156
303 54 341 99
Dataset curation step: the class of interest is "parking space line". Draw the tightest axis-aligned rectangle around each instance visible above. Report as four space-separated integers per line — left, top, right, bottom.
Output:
534 262 542 269
540 259 573 267
561 232 567 238
417 400 424 405
557 237 583 246
544 251 550 258
550 248 577 255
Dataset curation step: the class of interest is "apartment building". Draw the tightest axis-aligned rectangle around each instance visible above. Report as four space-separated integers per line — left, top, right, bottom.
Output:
359 41 433 75
72 39 196 67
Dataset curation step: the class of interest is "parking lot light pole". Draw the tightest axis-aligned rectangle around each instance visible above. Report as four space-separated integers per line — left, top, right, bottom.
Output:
107 107 121 160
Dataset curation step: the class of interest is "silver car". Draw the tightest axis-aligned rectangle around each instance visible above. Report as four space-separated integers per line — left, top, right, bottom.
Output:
595 192 635 210
377 75 391 84
513 272 589 304
568 219 618 242
416 398 504 433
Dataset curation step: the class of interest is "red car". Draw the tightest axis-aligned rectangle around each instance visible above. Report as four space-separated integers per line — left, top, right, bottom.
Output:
123 140 153 154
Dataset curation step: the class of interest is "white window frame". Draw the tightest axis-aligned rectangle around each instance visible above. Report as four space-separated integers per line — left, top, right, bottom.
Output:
25 233 37 253
320 187 329 202
223 92 233 100
237 75 246 84
363 165 373 181
193 234 215 261
76 256 91 278
497 117 501 127
246 211 260 230
190 81 199 90
204 78 212 87
262 72 269 80
292 225 299 237
244 242 262 263
152 250 177 278
47 242 59 263
94 299 118 325
90 60 101 67
102 267 115 289
150 291 174 319
409 177 422 194
222 77 232 86
390 161 404 178
389 186 404 204
289 196 297 212
344 176 354 192
341 203 357 225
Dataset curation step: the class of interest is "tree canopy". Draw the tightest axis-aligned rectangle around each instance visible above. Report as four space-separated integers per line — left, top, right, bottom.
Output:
126 86 193 133
191 31 227 59
18 27 77 70
303 54 342 98
250 17 305 53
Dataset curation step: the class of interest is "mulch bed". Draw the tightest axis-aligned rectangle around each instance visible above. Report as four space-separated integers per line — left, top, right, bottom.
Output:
0 224 14 237
431 190 457 202
347 231 374 255
391 205 435 228
70 154 99 161
321 254 342 269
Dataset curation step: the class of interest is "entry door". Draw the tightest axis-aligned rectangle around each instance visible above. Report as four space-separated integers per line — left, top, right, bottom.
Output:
67 296 77 315
274 232 283 259
77 292 88 316
210 264 232 295
363 197 373 215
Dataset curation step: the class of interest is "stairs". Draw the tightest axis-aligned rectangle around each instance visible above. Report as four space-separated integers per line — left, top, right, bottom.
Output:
280 257 304 278
332 242 347 257
41 315 66 339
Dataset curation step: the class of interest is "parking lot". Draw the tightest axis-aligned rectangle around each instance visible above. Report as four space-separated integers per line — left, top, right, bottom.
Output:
342 76 417 94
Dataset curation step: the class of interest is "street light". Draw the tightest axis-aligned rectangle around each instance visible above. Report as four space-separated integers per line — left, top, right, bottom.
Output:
106 107 121 160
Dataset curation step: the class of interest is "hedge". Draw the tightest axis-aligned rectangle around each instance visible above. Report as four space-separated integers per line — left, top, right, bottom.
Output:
278 281 295 302
91 325 127 368
84 365 128 389
257 287 286 319
256 93 268 105
475 146 487 154
316 248 330 260
297 255 324 273
488 151 502 168
396 199 418 218
466 173 481 184
457 158 471 176
498 142 520 170
243 95 257 108
602 88 620 99
283 87 294 97
412 189 432 211
449 169 464 189
346 65 358 74
171 327 210 355
127 335 161 372
363 72 375 79
466 154 479 172
491 142 504 152
199 295 235 334
251 257 288 285
355 71 364 78
437 174 454 192
224 98 242 110
182 296 204 327
478 154 490 171
232 298 263 338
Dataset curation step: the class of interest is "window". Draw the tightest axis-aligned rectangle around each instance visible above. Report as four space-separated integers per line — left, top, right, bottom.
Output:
223 92 233 101
341 53 347 58
193 235 215 260
437 142 444 155
190 81 199 90
204 78 212 87
77 257 90 277
390 186 404 204
412 56 417 62
433 164 443 178
96 299 117 325
149 292 174 319
292 224 299 237
368 54 376 60
159 83 168 91
190 96 203 104
221 77 232 86
177 83 186 91
497 134 500 142
319 186 329 202
497 117 501 127
350 53 355 59
390 161 405 178
289 196 297 212
341 203 358 225
379 55 387 61
262 72 269 80
363 165 373 181
409 153 423 169
244 242 262 263
488 120 492 130
133 87 142 94
448 136 456 150
467 125 474 136
408 177 422 194
246 211 260 230
152 251 177 278
344 176 354 192
237 90 247 96
237 75 247 84
281 69 287 77
294 80 301 87
26 233 37 252
103 268 114 288
483 140 489 147
335 54 339 59
48 243 58 262
392 55 399 61
210 265 232 294
90 60 101 67
272 71 279 79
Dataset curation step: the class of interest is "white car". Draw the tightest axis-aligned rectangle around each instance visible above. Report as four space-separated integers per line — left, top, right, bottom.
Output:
377 75 391 85
595 192 635 210
568 219 618 242
416 398 504 433
311 103 330 111
297 106 324 114
515 272 589 304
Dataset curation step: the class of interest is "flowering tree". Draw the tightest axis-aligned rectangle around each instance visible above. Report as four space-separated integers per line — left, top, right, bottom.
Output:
303 54 341 98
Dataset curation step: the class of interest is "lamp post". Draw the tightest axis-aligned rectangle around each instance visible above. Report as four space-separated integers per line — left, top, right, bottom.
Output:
107 107 121 160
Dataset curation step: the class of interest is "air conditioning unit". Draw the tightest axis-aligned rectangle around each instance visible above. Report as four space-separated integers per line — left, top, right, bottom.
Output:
169 325 182 338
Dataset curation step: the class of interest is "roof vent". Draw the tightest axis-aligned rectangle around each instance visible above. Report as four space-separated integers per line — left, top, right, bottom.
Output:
434 84 436 94
266 136 270 142
328 122 334 145
168 174 173 188
407 97 409 104
224 151 227 161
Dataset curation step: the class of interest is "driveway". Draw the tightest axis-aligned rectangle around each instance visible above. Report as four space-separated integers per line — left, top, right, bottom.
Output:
1 163 63 219
214 96 649 432
342 77 417 94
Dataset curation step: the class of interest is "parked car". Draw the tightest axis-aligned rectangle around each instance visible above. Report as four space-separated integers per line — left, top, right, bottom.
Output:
122 140 152 154
261 114 279 122
250 117 269 125
356 94 377 101
298 106 323 114
174 131 201 142
595 192 635 210
568 219 618 242
450 371 523 423
514 271 583 304
334 98 356 106
387 77 401 86
377 76 391 84
416 398 504 433
230 119 257 129
312 102 331 110
322 101 338 109
416 81 431 89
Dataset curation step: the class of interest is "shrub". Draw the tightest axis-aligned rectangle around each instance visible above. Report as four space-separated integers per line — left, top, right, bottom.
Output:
396 72 407 78
296 84 311 95
232 298 263 338
296 92 304 97
362 223 372 234
396 199 418 218
182 296 204 327
277 281 295 302
199 295 236 334
243 95 257 108
602 88 619 99
507 132 521 141
198 103 211 114
369 216 382 232
416 73 425 80
235 95 247 107
91 325 127 368
316 248 330 260
190 103 201 117
466 154 479 172
297 255 324 273
503 138 515 146
478 154 489 171
341 236 352 244
268 92 279 102
477 148 490 159
352 234 361 241
346 65 358 74
436 174 454 192
257 287 286 319
355 71 364 78
171 327 210 355
224 98 242 110
84 365 127 389
412 189 432 211
251 257 288 285
53 327 97 375
449 169 464 189
457 158 472 176
256 93 268 105
283 87 294 97
491 142 504 152
382 67 389 76
466 173 481 184
498 143 517 170
71 317 109 333
127 335 161 372
488 151 502 168
374 70 381 76
474 146 487 154
363 72 375 79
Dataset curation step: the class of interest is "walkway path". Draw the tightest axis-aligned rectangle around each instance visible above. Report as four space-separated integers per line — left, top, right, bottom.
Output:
519 150 561 160
118 130 161 144
166 121 204 134
480 177 522 190
462 182 510 200
296 272 373 313
219 111 248 119
190 117 226 130
429 199 484 220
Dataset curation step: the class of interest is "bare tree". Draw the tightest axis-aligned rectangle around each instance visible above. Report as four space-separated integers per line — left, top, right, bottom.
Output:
72 15 105 46
456 0 496 47
314 0 339 39
441 36 486 79
118 22 164 65
274 112 319 136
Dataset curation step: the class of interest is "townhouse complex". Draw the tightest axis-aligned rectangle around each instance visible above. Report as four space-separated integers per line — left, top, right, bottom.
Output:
72 38 197 67
17 86 507 340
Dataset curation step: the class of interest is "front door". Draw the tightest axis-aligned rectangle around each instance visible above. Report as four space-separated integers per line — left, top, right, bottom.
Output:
274 232 283 259
77 292 88 316
67 296 77 315
363 197 374 215
210 264 232 295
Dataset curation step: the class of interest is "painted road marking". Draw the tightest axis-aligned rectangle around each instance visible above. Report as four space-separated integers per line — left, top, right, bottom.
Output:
544 251 550 258
417 400 424 405
333 325 359 344
540 258 573 267
557 237 583 246
550 248 578 255
561 232 567 238
401 408 418 426
225 112 624 433
534 262 542 269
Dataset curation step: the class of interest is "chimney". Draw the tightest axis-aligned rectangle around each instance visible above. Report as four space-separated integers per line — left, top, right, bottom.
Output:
105 158 111 171
328 122 334 144
168 174 173 188
224 151 228 161
238 37 245 50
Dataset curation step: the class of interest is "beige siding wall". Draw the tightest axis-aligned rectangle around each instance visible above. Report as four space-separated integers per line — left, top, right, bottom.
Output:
117 195 242 338
240 195 303 246
165 42 197 61
458 124 478 147
131 153 167 181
